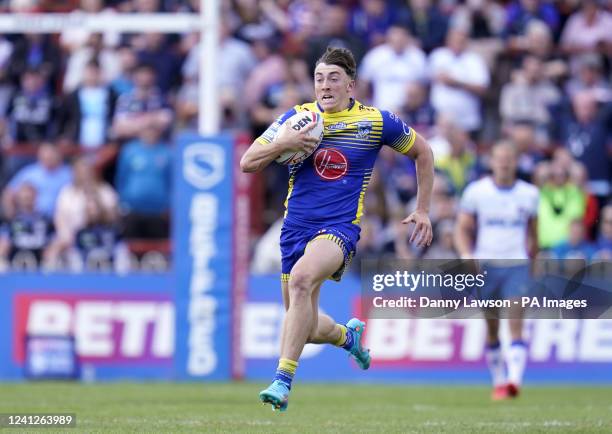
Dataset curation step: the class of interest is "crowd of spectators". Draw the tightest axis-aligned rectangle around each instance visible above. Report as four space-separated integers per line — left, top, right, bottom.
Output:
0 0 609 273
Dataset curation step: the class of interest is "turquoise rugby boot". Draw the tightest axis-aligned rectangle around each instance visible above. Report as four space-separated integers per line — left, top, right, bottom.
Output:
259 380 290 412
346 318 371 370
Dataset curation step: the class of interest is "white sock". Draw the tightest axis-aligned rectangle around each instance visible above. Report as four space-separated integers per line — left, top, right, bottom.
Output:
485 342 506 387
507 340 527 386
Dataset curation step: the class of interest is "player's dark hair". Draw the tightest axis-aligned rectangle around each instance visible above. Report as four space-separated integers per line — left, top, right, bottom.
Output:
316 47 357 80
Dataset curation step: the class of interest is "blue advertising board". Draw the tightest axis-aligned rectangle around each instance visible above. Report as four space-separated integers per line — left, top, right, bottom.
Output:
173 133 234 380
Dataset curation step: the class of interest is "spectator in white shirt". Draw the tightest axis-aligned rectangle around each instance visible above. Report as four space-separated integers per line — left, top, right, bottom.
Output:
358 25 427 112
428 27 490 135
45 157 118 267
560 0 612 71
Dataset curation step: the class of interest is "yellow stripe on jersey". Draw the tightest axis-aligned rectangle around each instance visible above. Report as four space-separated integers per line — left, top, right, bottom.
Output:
283 172 296 218
389 126 416 154
352 172 373 225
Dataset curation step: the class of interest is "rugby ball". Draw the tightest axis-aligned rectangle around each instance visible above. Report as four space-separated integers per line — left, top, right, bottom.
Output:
275 111 324 165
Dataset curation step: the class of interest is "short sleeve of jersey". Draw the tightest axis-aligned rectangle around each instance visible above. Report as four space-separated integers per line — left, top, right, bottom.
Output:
255 107 297 145
381 110 416 155
459 183 478 214
526 185 540 217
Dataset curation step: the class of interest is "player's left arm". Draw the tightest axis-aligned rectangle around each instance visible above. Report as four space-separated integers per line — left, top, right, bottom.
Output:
404 132 434 247
381 110 434 247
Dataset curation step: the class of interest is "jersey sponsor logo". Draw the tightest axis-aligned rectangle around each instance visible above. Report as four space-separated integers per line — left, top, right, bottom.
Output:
358 104 375 112
313 148 348 180
326 121 347 131
356 120 372 139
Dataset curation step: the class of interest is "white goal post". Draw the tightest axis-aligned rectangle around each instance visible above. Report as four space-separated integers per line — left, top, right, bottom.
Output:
0 0 220 136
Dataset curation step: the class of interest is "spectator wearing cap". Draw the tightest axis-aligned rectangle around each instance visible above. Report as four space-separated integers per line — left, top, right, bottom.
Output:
2 143 71 219
358 25 427 113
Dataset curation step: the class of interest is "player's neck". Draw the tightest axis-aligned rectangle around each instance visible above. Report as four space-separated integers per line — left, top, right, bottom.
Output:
492 176 516 189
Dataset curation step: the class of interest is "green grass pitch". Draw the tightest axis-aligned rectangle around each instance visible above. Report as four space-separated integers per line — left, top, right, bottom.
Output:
1 383 610 433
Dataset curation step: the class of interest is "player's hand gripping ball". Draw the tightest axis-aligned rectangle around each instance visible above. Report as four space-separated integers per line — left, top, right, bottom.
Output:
275 111 324 165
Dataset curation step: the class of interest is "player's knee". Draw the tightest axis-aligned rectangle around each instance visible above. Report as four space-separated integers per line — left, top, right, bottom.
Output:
288 270 316 301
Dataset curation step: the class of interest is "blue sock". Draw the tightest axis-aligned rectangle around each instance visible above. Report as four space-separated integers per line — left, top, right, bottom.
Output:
274 370 293 389
342 328 355 351
273 358 297 389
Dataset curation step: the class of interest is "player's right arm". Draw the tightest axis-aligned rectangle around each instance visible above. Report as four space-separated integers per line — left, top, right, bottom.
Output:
454 184 477 259
240 109 319 173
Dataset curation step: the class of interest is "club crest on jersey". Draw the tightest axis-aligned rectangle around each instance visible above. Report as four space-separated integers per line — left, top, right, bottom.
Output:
313 148 348 180
356 120 372 139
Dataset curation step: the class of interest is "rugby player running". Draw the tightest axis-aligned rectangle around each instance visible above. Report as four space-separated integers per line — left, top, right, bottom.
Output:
241 47 434 411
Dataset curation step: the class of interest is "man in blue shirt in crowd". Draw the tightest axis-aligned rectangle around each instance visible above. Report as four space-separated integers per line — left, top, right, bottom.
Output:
2 143 71 218
115 122 171 239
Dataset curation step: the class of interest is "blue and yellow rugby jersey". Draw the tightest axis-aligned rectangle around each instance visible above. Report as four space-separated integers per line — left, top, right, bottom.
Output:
256 99 416 228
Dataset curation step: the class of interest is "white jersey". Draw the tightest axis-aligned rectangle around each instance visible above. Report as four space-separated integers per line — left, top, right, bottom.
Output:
460 177 539 259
